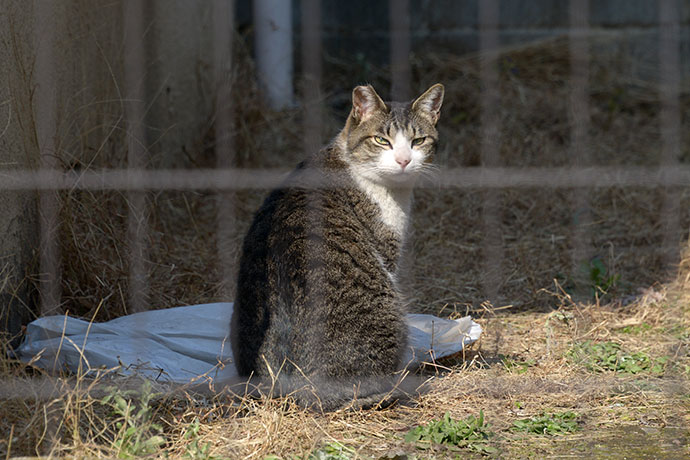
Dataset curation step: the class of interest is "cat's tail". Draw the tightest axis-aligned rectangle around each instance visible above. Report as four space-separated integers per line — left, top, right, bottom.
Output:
214 370 428 412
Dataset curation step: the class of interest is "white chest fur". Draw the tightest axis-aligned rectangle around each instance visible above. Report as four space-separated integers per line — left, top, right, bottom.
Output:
351 173 412 238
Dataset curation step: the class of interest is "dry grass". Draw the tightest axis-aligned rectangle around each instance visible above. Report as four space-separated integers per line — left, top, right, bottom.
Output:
407 37 690 312
2 274 687 458
2 33 690 458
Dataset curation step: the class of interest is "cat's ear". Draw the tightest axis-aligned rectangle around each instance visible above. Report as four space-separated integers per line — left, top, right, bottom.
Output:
351 85 386 123
412 83 444 125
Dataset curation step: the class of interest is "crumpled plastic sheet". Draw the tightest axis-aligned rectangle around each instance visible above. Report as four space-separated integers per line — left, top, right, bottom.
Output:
15 303 482 383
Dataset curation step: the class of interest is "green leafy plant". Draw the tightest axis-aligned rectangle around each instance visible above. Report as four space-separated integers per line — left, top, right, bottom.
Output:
585 258 620 298
665 324 690 341
101 380 166 459
618 323 652 334
405 411 496 455
549 311 574 324
181 417 227 460
568 341 667 374
511 411 579 435
307 441 355 460
502 357 536 374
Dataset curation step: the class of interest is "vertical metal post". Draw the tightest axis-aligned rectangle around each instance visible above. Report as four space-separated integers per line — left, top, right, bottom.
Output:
123 1 148 313
302 0 322 155
389 0 411 101
33 6 63 454
214 0 236 298
254 0 294 109
34 1 62 316
299 0 326 382
479 0 503 305
659 0 681 269
569 0 592 292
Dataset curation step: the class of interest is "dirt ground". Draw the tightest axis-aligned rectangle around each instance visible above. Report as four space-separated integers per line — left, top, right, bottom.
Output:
194 275 690 459
1 268 688 458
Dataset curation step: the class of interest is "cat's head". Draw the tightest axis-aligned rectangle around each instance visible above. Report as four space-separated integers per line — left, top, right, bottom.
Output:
339 83 444 186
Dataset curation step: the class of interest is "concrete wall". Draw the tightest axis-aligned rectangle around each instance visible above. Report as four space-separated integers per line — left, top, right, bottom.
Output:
145 0 215 168
0 2 40 340
0 0 219 337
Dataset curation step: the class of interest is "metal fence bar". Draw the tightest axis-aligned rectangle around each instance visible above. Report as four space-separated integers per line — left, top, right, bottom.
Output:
479 0 504 305
254 0 294 109
32 3 62 452
569 0 592 292
1 165 689 191
659 0 682 269
389 0 411 101
302 0 323 155
34 1 62 317
213 0 236 298
123 1 149 313
301 0 327 365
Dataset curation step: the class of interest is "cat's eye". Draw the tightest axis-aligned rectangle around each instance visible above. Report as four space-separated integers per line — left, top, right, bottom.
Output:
373 135 391 147
411 137 426 147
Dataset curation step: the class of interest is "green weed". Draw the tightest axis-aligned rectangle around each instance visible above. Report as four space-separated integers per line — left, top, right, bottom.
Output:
549 311 574 324
665 324 690 341
405 411 496 455
307 441 355 460
181 417 228 460
101 384 232 459
502 357 536 374
585 257 620 298
101 380 166 459
618 323 652 334
264 442 355 460
568 341 667 374
511 411 579 435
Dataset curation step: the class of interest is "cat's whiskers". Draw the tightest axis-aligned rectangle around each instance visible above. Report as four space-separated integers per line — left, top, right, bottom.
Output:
417 163 440 178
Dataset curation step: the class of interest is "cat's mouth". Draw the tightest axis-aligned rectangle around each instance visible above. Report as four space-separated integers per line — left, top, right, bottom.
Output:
391 164 419 175
349 163 419 186
383 167 420 184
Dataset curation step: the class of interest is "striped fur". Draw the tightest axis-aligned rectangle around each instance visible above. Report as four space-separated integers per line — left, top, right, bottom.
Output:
230 84 443 409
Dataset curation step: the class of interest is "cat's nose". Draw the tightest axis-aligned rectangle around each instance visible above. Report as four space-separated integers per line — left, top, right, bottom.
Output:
396 156 411 170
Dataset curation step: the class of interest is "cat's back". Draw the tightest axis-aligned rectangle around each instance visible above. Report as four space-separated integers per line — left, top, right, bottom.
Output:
242 148 390 253
231 149 400 377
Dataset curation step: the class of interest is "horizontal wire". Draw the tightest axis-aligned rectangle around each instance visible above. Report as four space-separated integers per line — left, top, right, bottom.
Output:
0 166 688 191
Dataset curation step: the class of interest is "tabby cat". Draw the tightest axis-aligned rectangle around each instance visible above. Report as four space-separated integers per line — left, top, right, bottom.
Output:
230 83 444 409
